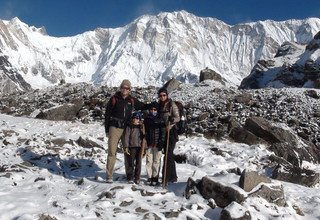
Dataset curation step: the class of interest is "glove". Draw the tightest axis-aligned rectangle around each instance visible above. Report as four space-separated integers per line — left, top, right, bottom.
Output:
124 147 130 155
142 148 146 157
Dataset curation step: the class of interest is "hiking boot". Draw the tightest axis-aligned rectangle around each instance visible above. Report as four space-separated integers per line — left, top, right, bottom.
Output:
106 178 113 183
146 178 152 185
128 180 134 184
134 179 140 185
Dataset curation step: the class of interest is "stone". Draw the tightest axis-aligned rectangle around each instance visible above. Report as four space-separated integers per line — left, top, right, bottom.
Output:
199 68 223 83
163 78 182 93
249 184 286 206
272 164 320 187
239 170 271 192
220 202 251 220
199 176 246 208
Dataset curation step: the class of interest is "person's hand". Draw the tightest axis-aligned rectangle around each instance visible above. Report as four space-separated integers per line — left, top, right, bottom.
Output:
124 147 130 155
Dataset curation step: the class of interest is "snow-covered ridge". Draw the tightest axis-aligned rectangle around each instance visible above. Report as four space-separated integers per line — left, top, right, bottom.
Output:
0 11 320 93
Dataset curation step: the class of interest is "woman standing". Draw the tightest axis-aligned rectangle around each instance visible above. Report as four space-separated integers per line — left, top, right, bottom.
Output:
157 87 180 185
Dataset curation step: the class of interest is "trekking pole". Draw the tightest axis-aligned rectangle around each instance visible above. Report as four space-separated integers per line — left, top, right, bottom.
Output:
163 122 170 188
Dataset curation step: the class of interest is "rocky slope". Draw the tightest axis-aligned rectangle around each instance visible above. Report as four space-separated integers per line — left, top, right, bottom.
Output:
240 31 320 89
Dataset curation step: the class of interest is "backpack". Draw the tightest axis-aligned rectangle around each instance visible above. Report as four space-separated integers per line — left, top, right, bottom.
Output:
169 100 187 135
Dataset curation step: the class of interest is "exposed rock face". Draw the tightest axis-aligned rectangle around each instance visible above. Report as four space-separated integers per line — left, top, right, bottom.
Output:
240 31 320 89
0 49 31 94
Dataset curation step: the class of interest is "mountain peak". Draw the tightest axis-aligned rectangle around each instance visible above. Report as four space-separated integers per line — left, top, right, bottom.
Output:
0 11 320 94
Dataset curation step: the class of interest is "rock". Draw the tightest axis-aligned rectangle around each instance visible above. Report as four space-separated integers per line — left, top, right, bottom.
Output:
234 93 253 105
36 101 83 121
199 176 246 208
51 138 73 147
199 67 225 85
244 117 297 145
229 125 267 145
76 136 103 149
197 112 210 121
270 142 320 166
239 170 271 192
305 90 319 99
163 78 182 93
249 184 286 206
220 202 251 220
272 164 320 187
185 177 198 199
39 214 57 220
143 213 161 220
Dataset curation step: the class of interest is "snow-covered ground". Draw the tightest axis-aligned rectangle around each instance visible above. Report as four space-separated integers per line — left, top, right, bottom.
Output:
1 113 320 219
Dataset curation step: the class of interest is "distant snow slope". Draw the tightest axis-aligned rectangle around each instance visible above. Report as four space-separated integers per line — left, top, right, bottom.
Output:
0 11 320 92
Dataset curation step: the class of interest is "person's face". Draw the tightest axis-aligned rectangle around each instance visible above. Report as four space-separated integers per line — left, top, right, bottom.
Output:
120 86 130 96
132 117 140 124
150 108 158 116
159 92 168 102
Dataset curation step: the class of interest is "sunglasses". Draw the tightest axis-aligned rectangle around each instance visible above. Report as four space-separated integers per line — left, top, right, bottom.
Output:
159 94 167 97
121 87 130 90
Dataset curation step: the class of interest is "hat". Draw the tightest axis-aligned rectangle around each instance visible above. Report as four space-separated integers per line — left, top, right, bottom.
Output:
120 79 131 89
157 87 168 95
132 111 142 120
149 101 159 110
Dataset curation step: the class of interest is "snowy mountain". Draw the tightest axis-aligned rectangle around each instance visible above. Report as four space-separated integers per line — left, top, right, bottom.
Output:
1 11 320 93
240 31 320 89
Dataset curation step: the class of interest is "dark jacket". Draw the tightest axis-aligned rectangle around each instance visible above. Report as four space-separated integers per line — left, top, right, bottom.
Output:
123 123 146 148
144 114 166 150
104 92 144 133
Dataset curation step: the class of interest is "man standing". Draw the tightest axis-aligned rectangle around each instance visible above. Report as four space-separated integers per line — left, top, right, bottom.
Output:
104 79 144 183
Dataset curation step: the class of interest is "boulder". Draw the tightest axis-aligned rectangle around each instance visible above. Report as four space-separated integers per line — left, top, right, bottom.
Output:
229 125 267 146
239 170 271 192
76 136 103 150
272 164 320 187
249 184 286 207
270 142 320 166
163 78 181 93
199 176 246 208
220 202 251 220
199 67 225 85
36 101 83 121
234 93 253 105
244 117 297 145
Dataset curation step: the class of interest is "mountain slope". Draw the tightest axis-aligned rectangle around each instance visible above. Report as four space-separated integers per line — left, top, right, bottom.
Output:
0 11 320 93
240 31 320 89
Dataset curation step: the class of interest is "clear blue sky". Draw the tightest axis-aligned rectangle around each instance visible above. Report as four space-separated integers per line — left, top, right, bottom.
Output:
0 0 319 37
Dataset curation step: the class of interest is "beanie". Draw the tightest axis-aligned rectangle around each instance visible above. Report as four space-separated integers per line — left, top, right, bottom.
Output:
120 79 131 89
157 87 168 95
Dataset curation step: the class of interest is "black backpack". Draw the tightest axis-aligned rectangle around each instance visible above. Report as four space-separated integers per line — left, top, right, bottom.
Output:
170 101 187 135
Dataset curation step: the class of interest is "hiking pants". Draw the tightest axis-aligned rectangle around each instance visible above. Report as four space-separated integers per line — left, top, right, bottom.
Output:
126 147 142 181
106 126 125 179
162 132 178 183
146 147 162 179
